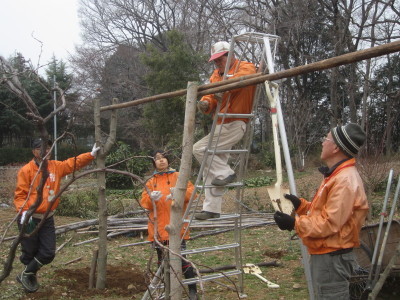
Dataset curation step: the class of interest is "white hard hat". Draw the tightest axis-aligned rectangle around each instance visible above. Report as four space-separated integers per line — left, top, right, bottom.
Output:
209 41 230 62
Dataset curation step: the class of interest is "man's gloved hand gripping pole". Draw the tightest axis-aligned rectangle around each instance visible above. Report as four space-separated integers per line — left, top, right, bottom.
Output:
91 143 101 157
273 193 302 231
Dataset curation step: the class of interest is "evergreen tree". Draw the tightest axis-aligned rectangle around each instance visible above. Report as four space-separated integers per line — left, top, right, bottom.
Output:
44 56 85 141
140 30 205 150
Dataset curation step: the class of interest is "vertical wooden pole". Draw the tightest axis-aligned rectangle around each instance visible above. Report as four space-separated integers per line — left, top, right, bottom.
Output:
94 98 107 289
167 82 198 300
89 249 99 289
94 98 118 289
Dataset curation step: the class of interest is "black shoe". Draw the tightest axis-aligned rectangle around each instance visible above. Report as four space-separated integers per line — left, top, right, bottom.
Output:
194 211 220 220
188 287 198 300
211 174 236 186
16 271 39 292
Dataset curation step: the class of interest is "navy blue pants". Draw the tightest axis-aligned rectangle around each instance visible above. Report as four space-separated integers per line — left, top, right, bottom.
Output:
154 240 194 277
18 216 56 266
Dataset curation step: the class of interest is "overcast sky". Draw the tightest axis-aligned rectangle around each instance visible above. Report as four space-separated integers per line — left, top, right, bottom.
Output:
0 0 81 66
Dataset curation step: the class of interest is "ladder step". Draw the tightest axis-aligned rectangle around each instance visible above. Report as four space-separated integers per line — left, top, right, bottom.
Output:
183 213 240 223
217 113 254 118
183 270 242 285
196 182 243 189
234 32 280 43
181 243 240 255
150 270 242 288
206 149 248 154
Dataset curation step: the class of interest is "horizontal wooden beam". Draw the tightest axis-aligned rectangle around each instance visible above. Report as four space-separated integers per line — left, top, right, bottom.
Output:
100 40 400 111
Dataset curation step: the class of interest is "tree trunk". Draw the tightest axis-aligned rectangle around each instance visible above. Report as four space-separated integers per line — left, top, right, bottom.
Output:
94 98 107 289
330 66 340 126
94 98 118 289
348 62 357 123
167 82 198 300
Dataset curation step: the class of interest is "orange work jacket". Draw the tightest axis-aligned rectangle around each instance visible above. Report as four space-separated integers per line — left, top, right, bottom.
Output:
295 158 369 254
140 169 195 242
200 59 257 124
14 153 94 214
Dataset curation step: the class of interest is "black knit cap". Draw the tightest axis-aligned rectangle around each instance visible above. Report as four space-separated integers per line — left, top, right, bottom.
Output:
31 138 52 149
331 123 366 157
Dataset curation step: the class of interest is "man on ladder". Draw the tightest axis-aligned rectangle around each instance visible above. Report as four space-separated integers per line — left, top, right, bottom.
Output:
193 41 257 220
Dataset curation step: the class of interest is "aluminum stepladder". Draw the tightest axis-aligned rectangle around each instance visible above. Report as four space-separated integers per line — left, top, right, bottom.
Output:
180 33 282 297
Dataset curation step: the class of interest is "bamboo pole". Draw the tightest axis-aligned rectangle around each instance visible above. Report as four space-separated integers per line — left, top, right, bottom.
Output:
100 40 400 112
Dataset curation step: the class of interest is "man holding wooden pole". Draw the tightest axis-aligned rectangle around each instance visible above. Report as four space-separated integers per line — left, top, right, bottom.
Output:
193 41 256 220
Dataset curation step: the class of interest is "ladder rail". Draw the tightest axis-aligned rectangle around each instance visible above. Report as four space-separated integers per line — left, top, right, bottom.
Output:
264 36 315 300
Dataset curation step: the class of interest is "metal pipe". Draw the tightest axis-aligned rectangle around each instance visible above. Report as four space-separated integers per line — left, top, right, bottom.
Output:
372 173 400 286
263 36 314 300
53 75 58 160
367 169 393 287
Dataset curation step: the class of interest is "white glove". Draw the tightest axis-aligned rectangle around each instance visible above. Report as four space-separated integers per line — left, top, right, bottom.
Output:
197 101 209 113
166 187 175 201
150 191 162 202
91 143 101 157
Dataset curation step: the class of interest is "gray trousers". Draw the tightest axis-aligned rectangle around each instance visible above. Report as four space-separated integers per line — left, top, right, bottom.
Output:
193 120 246 213
310 251 356 300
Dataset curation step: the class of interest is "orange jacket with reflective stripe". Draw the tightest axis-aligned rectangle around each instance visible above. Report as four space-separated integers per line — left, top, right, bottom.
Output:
295 158 369 254
200 59 257 124
140 170 194 242
14 153 94 214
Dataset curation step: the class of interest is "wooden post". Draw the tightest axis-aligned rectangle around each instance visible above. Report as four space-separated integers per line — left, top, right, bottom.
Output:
89 249 99 289
94 98 118 289
166 82 198 300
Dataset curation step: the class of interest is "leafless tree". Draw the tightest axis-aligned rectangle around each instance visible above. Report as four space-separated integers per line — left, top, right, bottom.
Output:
0 55 66 282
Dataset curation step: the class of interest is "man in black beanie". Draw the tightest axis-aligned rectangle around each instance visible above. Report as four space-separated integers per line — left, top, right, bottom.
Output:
273 123 369 299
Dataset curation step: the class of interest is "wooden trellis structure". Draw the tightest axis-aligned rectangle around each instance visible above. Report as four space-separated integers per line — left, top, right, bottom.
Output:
94 38 400 299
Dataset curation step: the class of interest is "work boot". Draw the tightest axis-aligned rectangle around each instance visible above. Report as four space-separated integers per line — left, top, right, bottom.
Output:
183 266 198 300
188 284 198 300
17 257 43 292
194 211 220 220
211 173 236 186
16 270 39 292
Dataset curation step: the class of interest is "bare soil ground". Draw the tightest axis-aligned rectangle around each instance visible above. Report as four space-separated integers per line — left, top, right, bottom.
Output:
1 168 399 299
